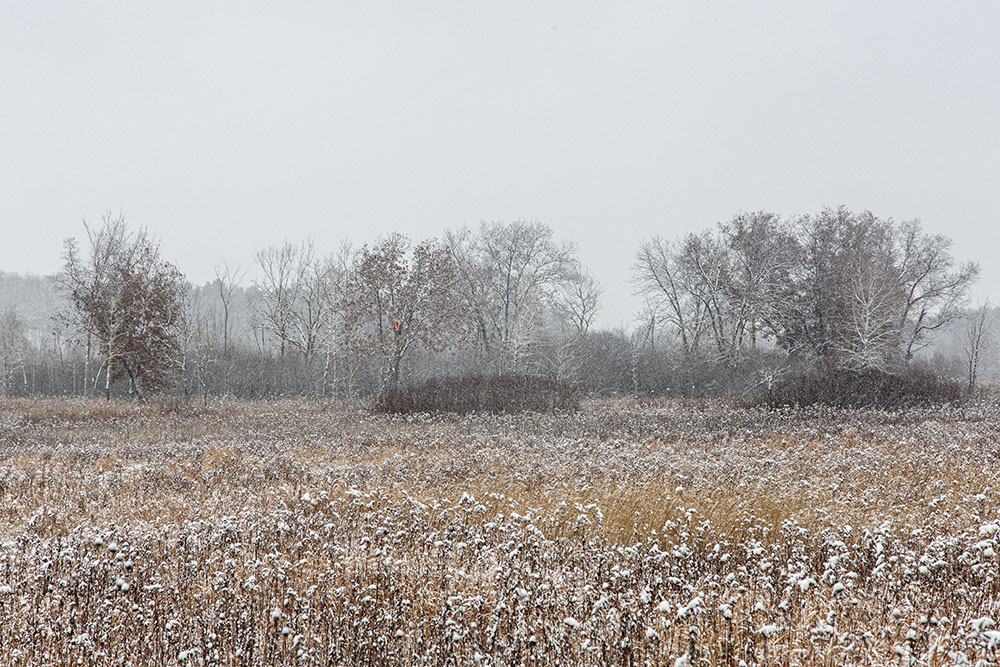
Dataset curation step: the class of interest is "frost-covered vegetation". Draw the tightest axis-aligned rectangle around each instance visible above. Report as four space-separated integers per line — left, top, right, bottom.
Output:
1 398 998 665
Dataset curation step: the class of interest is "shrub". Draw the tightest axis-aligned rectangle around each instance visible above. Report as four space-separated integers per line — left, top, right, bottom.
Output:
374 374 580 414
748 366 966 408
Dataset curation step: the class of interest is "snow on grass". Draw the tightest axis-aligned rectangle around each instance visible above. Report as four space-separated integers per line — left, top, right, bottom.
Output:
0 397 998 665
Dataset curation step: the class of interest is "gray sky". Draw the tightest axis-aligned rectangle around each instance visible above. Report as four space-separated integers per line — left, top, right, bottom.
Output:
2 1 998 327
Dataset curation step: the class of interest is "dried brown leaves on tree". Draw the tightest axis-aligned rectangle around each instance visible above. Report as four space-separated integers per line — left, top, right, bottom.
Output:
343 234 472 401
58 213 184 399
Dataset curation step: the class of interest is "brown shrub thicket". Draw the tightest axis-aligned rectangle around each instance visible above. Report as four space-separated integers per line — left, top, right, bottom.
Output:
751 366 967 408
375 374 580 414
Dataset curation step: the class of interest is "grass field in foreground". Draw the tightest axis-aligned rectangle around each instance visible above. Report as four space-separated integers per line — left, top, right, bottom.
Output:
1 398 998 665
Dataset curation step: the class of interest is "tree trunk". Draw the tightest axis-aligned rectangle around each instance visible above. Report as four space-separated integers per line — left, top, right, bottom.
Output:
223 303 230 356
390 354 401 402
123 360 144 401
180 353 189 399
321 348 331 398
201 365 209 406
630 347 640 396
968 349 979 392
84 333 92 397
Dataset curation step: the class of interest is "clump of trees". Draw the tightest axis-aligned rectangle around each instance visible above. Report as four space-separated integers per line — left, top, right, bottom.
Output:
0 207 990 406
632 207 980 402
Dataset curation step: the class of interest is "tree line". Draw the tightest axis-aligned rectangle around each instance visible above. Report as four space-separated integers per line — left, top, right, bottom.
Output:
0 207 993 403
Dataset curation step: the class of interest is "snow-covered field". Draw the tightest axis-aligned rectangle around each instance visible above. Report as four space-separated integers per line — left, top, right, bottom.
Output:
1 398 998 665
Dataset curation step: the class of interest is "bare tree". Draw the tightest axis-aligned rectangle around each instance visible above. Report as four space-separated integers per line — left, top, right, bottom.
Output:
719 212 797 354
444 226 494 360
252 241 307 357
632 237 708 355
552 264 602 337
447 220 577 374
253 240 341 363
0 307 28 397
677 231 734 359
536 265 603 383
777 208 865 365
628 306 658 395
175 283 211 399
895 220 980 361
319 241 355 397
964 300 993 392
213 261 245 356
832 241 904 373
293 252 333 363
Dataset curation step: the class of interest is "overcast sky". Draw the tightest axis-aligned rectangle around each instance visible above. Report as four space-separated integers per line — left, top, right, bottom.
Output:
2 1 998 327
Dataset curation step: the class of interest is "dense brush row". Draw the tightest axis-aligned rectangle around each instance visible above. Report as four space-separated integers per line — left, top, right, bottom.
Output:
375 374 580 414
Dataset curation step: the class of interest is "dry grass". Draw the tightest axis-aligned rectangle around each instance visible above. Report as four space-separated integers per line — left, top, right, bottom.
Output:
0 397 998 665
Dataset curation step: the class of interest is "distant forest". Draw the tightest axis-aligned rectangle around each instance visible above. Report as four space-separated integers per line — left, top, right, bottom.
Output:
0 207 994 403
